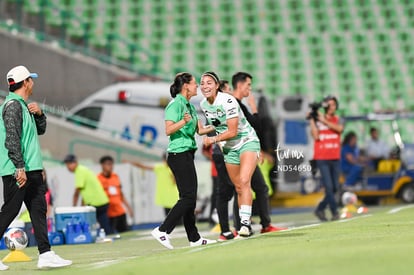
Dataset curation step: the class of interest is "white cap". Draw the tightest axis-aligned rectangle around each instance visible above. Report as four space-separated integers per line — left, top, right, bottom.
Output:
6 65 38 86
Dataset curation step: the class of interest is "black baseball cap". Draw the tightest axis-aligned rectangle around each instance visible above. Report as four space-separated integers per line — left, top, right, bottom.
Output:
63 154 77 163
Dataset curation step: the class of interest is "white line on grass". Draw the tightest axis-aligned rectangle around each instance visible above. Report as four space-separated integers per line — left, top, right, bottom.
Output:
388 204 414 214
186 223 325 254
337 214 372 223
187 237 251 253
87 256 138 270
283 223 321 231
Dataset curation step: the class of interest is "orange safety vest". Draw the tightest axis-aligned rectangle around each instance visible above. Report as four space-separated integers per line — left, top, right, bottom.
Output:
97 173 126 218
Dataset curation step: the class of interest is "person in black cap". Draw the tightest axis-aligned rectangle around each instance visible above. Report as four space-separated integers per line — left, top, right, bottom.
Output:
0 65 71 270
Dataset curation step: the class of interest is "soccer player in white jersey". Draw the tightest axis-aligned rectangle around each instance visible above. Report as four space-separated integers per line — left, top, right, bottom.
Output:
200 71 260 237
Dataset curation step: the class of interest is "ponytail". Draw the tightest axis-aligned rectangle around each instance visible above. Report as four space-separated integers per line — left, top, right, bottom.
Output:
170 72 193 98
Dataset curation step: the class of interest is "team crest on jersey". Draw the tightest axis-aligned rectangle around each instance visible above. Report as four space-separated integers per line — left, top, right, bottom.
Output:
216 109 225 118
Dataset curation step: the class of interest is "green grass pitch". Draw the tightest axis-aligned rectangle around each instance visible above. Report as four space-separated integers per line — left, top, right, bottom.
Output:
3 205 414 275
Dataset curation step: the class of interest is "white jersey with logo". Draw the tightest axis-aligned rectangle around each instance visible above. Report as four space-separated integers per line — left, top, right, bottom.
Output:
200 92 259 150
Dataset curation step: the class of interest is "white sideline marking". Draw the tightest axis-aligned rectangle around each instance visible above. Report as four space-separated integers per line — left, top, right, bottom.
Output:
187 246 209 253
284 223 321 231
87 256 137 270
337 214 372 223
388 204 414 214
187 223 323 253
88 259 123 269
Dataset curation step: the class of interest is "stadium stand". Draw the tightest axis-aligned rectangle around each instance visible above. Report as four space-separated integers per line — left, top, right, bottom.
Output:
1 0 414 126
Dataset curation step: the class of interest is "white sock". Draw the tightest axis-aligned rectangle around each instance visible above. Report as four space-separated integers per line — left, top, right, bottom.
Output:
239 205 252 226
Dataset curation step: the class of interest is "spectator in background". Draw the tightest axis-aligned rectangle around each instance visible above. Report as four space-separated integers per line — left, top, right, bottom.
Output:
98 156 133 233
128 153 179 217
63 154 112 235
341 131 367 188
365 127 389 170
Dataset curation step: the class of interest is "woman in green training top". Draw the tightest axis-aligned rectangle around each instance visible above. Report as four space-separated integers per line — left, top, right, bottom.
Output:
151 72 216 249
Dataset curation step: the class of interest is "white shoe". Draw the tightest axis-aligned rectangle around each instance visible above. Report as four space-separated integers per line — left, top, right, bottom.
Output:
37 251 72 269
151 227 173 249
190 237 217 247
238 225 253 237
0 261 9 271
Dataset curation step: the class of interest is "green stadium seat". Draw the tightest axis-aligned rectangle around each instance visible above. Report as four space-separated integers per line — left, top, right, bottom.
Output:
5 0 414 117
44 6 63 27
23 0 42 14
334 6 353 31
357 7 376 30
110 40 130 61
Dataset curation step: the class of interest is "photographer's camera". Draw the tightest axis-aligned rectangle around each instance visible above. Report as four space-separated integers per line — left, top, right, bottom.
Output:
307 101 328 121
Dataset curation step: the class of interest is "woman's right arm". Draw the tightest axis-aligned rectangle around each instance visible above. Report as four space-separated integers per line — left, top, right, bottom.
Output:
309 118 319 140
165 113 192 136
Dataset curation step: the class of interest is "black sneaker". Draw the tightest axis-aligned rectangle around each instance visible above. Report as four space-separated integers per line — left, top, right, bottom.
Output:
218 232 236 242
314 209 328 222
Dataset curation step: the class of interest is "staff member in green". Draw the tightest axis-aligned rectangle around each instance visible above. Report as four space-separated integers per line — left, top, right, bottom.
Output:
63 154 112 234
0 65 72 270
151 72 216 249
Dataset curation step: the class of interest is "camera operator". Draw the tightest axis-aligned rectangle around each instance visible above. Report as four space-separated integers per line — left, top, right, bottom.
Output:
309 95 343 221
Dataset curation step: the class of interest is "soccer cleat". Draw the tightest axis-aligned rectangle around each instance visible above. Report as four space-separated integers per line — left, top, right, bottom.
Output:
151 227 173 249
314 209 328 222
260 225 288 233
37 251 72 269
218 231 236 242
190 237 217 247
238 224 253 237
0 261 9 271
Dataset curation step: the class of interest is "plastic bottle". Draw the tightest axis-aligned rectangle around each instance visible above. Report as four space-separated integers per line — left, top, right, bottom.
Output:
99 228 106 239
83 222 89 234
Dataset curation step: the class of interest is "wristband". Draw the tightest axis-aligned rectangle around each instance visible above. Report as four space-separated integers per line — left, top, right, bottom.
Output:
14 168 25 179
16 168 25 173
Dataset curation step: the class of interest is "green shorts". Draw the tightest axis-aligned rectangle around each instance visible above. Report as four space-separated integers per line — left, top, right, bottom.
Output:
223 140 261 165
